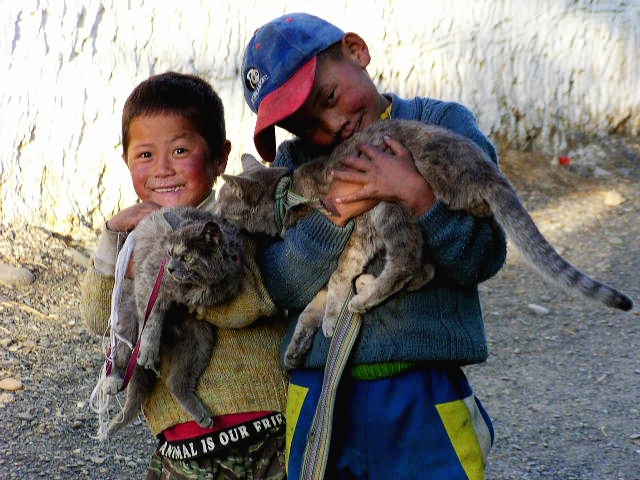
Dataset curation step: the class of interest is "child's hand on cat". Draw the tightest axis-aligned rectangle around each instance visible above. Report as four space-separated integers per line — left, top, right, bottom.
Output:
106 201 162 233
330 136 436 217
323 180 378 227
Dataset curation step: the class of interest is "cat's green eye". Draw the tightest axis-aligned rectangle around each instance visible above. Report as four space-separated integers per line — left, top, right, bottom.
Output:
182 254 193 262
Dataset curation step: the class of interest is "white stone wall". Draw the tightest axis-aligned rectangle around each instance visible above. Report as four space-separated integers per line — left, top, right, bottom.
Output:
2 0 638 240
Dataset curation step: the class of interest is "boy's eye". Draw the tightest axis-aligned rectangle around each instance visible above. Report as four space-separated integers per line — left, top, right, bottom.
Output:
325 89 336 106
174 147 187 155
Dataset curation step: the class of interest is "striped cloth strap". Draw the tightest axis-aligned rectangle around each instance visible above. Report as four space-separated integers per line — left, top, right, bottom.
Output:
274 176 332 235
299 286 362 479
299 100 393 478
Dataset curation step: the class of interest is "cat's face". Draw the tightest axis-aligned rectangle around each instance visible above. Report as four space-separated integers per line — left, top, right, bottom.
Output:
165 221 242 285
214 158 289 237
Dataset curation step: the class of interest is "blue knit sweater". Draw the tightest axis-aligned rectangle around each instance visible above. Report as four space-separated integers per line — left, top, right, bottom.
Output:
258 94 507 369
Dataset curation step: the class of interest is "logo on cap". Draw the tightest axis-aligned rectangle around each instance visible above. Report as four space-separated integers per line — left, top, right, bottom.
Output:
245 68 269 109
245 68 261 92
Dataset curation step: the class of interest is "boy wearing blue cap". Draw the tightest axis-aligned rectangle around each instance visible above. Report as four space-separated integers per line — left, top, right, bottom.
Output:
242 13 507 480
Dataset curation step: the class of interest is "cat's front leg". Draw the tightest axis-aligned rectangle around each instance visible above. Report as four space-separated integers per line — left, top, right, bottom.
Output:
105 366 155 438
164 318 216 428
106 282 139 393
284 288 327 368
323 240 370 337
103 341 134 395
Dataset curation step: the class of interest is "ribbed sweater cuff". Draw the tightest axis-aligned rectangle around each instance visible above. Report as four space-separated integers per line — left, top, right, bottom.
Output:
93 225 121 276
294 209 353 256
417 200 456 246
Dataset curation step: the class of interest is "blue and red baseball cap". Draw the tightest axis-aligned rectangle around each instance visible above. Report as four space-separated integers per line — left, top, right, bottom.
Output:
241 13 344 161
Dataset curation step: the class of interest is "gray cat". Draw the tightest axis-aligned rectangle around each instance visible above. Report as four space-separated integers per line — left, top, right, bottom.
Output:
101 206 244 437
214 119 633 368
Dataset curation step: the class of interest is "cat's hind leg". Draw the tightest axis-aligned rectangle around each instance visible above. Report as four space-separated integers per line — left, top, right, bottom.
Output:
349 204 422 313
284 287 327 369
106 366 155 438
106 283 140 394
163 317 216 428
352 261 435 301
405 260 436 291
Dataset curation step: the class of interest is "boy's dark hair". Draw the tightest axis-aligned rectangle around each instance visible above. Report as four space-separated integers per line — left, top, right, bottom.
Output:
317 41 344 63
121 71 226 158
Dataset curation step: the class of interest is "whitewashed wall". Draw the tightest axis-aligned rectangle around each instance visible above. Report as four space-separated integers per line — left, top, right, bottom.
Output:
1 0 638 241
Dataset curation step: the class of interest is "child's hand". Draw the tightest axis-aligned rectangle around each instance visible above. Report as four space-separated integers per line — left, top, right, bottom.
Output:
106 201 162 233
323 180 378 227
330 136 435 216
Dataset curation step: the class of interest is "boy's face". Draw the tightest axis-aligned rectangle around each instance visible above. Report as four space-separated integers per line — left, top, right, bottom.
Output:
278 33 386 149
124 113 226 208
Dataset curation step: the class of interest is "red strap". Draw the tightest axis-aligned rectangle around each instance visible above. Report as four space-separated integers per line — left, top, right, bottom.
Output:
116 255 168 392
163 411 272 441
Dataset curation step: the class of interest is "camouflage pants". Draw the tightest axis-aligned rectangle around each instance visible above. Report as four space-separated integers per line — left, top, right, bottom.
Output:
145 431 286 480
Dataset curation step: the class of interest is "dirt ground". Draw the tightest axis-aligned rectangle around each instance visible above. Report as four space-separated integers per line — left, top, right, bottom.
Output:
0 136 639 479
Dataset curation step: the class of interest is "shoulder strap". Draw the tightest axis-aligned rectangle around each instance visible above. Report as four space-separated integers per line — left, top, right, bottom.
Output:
299 286 362 479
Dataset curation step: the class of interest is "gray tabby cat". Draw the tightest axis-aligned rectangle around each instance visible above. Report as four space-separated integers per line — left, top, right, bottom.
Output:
215 119 633 368
102 206 244 437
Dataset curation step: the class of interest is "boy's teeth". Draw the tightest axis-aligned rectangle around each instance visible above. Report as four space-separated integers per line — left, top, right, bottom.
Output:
156 186 181 192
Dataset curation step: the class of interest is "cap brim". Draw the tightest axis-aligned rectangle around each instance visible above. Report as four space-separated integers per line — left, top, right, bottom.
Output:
253 57 317 162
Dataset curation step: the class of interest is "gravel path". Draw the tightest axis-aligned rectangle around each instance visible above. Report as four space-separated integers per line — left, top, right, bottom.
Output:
1 137 639 479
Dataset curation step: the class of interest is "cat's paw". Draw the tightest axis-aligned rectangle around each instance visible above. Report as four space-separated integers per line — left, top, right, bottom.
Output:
191 305 208 320
285 322 317 368
284 347 306 369
322 318 336 338
136 348 159 374
197 416 214 429
354 273 376 293
284 352 302 369
349 274 378 313
348 293 374 313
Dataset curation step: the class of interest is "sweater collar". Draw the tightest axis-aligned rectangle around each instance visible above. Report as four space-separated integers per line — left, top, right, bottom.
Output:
382 92 422 121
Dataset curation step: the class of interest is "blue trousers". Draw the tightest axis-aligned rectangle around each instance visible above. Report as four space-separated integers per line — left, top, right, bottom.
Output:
286 366 493 480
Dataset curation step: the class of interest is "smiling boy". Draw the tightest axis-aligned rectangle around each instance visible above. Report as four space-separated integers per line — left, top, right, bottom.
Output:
242 13 506 480
81 72 287 479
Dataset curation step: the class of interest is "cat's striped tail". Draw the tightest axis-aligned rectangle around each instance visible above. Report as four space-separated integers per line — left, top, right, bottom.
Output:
486 184 633 311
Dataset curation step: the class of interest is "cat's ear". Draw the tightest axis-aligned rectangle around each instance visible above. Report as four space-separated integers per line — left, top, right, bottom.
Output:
201 221 222 245
241 153 263 172
221 175 256 197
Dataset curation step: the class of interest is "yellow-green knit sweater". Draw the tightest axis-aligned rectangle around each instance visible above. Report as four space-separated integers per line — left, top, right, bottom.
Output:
80 236 288 436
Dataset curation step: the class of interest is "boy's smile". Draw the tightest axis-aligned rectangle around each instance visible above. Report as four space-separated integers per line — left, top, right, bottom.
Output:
125 113 220 208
